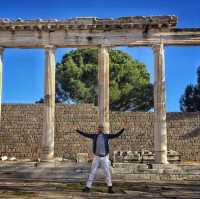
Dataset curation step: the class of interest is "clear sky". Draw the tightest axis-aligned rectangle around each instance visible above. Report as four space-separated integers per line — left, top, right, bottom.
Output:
1 0 200 112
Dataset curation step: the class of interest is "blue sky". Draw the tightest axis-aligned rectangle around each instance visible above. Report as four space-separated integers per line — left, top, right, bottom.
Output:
1 0 200 112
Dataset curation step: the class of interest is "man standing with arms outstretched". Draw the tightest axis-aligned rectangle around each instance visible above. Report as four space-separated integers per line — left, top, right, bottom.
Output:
76 122 128 193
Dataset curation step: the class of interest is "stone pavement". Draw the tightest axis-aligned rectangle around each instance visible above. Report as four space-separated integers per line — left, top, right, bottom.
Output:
0 179 200 199
0 161 200 198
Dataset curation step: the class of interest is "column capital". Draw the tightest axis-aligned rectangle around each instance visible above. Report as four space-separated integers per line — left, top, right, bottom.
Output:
44 45 55 50
98 45 109 57
152 43 164 53
98 44 110 50
0 47 4 54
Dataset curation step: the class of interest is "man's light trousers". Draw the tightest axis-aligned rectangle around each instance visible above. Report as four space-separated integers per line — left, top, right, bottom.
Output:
86 155 112 188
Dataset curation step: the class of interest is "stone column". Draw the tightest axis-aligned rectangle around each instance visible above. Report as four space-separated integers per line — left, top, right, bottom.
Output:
152 43 168 164
0 47 3 125
98 46 110 133
41 45 56 160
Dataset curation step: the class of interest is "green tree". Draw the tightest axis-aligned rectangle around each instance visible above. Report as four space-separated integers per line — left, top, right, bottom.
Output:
180 66 200 112
55 48 153 111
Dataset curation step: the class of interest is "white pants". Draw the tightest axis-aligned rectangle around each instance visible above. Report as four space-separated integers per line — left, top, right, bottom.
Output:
86 155 112 188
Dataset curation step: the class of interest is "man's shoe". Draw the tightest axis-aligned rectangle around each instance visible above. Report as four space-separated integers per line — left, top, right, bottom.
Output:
108 186 114 194
82 186 90 192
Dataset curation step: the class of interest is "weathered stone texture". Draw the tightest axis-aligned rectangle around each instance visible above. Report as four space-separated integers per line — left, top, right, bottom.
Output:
0 16 177 31
0 104 199 161
0 104 44 159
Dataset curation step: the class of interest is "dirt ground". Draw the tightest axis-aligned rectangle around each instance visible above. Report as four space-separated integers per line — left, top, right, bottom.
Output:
0 179 200 199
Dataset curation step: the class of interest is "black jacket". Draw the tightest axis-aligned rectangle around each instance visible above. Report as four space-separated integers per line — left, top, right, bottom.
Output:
76 128 125 156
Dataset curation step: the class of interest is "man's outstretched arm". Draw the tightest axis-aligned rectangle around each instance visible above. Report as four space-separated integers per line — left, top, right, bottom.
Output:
76 129 94 139
108 122 128 139
108 128 125 139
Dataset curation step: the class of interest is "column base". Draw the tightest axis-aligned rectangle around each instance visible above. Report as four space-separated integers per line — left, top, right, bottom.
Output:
154 150 168 164
40 147 54 161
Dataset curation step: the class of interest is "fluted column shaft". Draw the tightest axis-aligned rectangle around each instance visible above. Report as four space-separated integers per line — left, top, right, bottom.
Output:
41 45 56 160
153 43 168 164
98 46 110 133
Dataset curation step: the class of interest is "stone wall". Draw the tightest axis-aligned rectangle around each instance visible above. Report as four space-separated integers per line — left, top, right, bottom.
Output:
0 104 199 162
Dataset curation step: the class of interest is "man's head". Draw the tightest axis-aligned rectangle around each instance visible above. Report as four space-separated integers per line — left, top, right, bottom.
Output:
97 125 104 133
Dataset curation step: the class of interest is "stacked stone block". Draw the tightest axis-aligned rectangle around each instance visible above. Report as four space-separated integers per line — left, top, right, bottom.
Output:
0 104 44 159
0 104 199 162
54 104 98 160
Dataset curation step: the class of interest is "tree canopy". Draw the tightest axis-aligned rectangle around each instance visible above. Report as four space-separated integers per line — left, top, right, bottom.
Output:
180 66 200 112
54 48 153 111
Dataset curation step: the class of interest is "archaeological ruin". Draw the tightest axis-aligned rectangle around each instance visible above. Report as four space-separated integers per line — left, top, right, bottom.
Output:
0 16 200 164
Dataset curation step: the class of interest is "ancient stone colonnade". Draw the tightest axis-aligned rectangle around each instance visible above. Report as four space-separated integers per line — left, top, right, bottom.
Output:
0 16 199 163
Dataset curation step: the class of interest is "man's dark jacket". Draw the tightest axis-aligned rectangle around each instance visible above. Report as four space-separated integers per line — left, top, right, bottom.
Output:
76 129 125 156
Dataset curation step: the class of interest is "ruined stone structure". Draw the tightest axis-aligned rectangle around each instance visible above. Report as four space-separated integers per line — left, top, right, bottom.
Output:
0 104 199 162
0 16 200 163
